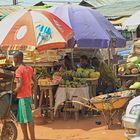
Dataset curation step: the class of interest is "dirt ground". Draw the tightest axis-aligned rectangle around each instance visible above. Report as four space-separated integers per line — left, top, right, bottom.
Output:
17 117 127 140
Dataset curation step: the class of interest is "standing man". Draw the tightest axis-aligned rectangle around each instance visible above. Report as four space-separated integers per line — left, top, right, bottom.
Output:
13 51 35 140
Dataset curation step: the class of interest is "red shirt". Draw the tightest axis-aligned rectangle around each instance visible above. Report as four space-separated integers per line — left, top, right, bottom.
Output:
15 65 33 98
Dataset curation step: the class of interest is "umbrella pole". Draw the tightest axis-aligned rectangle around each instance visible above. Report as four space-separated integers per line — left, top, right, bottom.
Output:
71 48 74 68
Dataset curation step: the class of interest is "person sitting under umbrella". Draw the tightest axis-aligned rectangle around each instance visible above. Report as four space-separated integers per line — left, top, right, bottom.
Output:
91 57 118 95
78 55 93 69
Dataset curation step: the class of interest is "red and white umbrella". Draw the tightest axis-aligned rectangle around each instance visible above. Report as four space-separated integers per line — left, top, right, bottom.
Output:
0 9 74 52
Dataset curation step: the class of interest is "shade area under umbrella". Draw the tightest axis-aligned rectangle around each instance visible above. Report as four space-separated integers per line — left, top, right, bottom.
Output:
49 4 126 48
0 9 74 52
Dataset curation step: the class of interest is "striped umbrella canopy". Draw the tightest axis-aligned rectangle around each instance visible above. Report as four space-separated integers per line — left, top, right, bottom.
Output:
0 9 74 52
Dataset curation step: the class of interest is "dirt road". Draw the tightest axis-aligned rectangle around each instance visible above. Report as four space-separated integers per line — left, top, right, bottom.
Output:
17 117 126 140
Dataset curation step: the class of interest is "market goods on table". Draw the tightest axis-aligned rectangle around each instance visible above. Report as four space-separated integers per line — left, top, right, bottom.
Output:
129 82 140 89
38 76 62 86
37 67 100 87
117 57 140 75
36 66 61 86
53 68 100 88
75 68 100 78
54 68 100 79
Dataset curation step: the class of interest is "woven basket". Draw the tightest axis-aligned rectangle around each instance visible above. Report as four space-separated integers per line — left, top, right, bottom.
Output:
34 116 47 125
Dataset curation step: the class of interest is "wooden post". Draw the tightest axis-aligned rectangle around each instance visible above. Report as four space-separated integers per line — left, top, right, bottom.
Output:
49 86 54 120
71 48 74 68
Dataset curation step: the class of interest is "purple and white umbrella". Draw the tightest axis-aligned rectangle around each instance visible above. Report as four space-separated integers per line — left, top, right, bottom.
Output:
49 4 126 48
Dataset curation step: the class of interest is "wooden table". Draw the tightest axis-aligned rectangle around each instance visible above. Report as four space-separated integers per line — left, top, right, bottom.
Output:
54 86 90 115
39 85 57 120
117 74 140 87
74 78 99 97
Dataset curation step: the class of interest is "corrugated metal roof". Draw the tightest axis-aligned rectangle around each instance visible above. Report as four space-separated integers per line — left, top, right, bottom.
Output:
19 0 80 7
96 0 140 19
84 0 118 8
0 5 23 20
110 17 128 25
79 0 95 8
35 1 75 6
18 0 119 7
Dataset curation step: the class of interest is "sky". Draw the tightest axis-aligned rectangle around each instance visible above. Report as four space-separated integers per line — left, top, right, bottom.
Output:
0 0 80 6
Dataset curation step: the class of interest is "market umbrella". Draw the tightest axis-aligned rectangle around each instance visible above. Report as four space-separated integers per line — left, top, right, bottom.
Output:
122 11 140 31
0 9 74 52
49 4 126 49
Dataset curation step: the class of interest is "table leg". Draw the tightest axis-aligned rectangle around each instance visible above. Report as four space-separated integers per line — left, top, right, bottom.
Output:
88 81 98 98
39 90 44 107
89 85 92 98
88 81 94 98
46 90 49 107
33 85 39 109
92 84 97 97
49 89 54 120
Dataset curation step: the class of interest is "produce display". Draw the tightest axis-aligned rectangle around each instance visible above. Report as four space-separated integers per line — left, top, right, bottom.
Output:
53 68 100 88
75 68 100 79
53 68 100 79
38 77 61 86
118 62 140 75
36 66 100 87
36 67 62 86
129 82 140 89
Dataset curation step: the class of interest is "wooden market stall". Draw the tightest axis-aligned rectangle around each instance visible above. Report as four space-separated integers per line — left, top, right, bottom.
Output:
36 48 99 120
28 48 76 120
117 40 140 89
0 47 100 122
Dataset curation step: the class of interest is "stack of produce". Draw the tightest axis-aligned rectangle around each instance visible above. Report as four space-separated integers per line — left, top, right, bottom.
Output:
129 82 140 89
38 78 59 86
75 68 100 79
54 69 100 78
53 68 100 88
37 68 62 86
54 68 100 79
118 62 140 75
